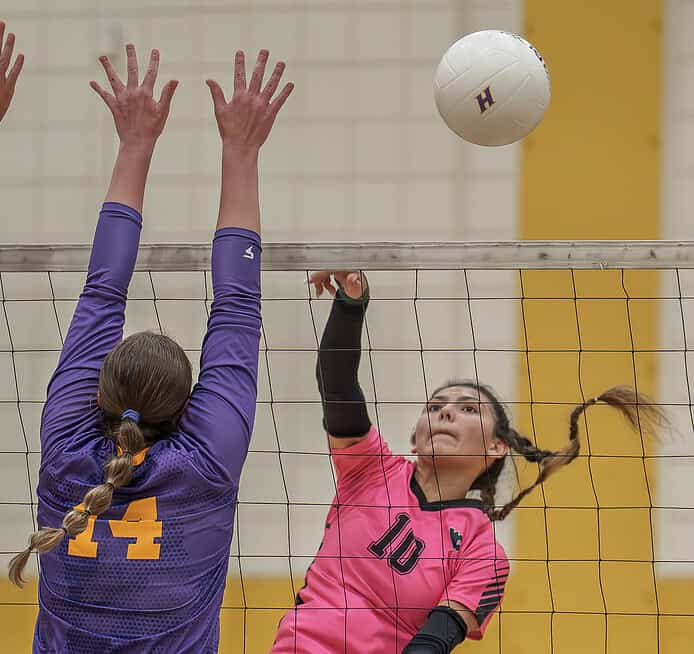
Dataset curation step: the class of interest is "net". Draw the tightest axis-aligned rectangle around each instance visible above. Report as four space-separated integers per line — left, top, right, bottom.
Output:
1 240 692 653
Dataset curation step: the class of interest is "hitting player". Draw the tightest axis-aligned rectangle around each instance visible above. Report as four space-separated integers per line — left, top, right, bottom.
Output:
270 270 663 654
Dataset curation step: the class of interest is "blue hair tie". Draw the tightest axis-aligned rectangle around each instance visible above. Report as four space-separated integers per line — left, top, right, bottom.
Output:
121 409 140 424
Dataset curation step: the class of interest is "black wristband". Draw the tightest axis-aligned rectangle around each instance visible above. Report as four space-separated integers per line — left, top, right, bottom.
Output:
402 606 468 654
335 285 369 306
315 287 371 437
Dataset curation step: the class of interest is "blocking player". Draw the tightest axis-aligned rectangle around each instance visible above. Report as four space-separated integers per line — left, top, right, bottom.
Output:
9 45 292 653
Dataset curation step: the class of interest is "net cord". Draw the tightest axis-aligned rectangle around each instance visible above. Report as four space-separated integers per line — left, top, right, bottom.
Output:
3 241 694 271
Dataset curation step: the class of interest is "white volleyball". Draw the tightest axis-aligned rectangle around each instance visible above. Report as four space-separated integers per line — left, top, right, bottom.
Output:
434 30 551 146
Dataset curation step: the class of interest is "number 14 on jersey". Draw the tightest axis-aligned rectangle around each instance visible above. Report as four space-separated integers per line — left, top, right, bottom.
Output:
68 496 162 560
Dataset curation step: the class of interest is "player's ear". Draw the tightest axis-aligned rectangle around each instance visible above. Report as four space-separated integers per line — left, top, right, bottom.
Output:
487 438 508 458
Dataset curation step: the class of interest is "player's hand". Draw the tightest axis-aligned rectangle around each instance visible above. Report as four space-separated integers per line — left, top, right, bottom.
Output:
0 21 25 123
90 44 178 150
309 271 369 300
207 49 293 151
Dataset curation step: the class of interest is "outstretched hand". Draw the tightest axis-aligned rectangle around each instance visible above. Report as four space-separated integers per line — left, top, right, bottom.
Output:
207 49 293 151
310 271 369 301
0 21 25 123
90 44 178 150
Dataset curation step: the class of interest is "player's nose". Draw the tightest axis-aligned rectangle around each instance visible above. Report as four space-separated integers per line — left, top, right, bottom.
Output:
440 403 455 421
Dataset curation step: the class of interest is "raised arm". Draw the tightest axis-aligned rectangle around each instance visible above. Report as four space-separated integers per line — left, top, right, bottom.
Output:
177 50 293 485
91 45 178 211
40 45 177 461
0 21 25 123
207 49 292 233
310 271 373 449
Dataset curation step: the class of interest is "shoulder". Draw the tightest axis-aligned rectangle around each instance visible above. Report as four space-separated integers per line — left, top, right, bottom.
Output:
329 426 410 489
40 429 112 471
331 426 406 465
330 424 380 450
149 437 247 499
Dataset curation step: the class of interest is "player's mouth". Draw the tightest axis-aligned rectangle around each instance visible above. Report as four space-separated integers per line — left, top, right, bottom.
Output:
429 429 458 441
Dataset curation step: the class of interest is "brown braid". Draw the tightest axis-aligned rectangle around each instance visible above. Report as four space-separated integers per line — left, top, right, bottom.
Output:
8 420 145 587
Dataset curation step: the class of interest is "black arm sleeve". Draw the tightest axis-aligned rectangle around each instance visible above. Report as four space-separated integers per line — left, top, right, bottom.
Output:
401 607 468 654
315 287 371 437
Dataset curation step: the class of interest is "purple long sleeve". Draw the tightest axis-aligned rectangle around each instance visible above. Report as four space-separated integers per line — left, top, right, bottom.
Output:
40 202 141 462
176 227 262 486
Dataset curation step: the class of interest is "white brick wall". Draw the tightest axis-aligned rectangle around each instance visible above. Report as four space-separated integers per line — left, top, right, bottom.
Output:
0 0 521 244
0 0 522 575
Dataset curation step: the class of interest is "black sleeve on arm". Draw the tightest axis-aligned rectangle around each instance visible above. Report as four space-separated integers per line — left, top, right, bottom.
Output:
316 287 371 437
401 606 468 654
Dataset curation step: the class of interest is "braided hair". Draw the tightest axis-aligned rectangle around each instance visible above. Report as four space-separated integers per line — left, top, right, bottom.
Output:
9 331 192 587
428 380 666 521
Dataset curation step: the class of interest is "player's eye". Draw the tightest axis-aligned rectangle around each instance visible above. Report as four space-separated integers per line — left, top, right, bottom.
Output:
427 403 441 413
461 404 478 413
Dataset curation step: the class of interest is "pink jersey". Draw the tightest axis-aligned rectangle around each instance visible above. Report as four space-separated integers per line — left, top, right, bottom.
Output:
271 426 509 654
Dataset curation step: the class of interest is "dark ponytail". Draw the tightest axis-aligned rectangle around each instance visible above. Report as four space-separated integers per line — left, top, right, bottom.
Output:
489 386 665 520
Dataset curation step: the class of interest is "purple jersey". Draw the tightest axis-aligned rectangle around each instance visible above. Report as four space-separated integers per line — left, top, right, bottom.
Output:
33 203 261 653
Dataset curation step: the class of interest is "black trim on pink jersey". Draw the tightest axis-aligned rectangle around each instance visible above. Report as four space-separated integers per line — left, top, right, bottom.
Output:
474 560 510 626
410 472 486 512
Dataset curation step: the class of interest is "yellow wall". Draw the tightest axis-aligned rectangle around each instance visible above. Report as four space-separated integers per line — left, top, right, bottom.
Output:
522 0 662 240
0 580 38 653
515 1 693 652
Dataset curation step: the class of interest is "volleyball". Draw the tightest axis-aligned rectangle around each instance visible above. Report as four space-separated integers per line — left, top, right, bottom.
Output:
434 30 551 146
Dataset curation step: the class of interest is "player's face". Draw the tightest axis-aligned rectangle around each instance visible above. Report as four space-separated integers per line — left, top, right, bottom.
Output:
413 385 507 473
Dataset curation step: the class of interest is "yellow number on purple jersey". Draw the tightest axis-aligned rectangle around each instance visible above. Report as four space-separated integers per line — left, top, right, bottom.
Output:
68 496 162 560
